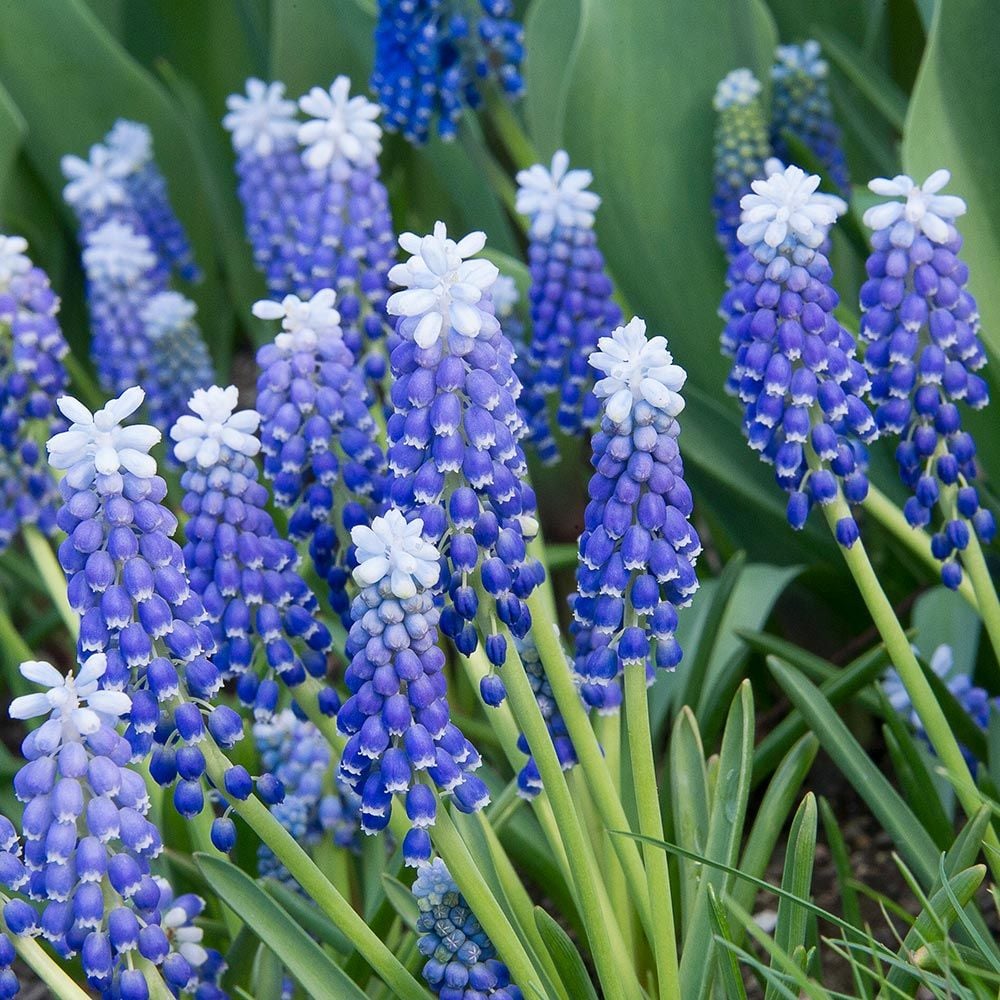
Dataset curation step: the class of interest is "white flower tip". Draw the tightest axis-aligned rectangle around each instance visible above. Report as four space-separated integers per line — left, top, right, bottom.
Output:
297 75 382 171
713 68 762 110
862 169 965 244
171 384 260 466
351 510 440 597
515 149 600 236
738 164 841 249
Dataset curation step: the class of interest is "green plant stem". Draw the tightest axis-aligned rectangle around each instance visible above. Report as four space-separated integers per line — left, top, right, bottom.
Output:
817 494 1000 881
456 646 573 880
22 526 77 636
62 351 105 411
0 905 91 999
624 665 680 1000
961 533 1000 667
497 636 641 1000
485 95 539 172
523 588 655 939
430 802 546 996
862 485 976 607
0 600 34 666
198 736 427 998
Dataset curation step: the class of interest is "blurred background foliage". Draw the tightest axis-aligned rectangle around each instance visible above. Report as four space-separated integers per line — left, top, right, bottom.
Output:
0 0 996 659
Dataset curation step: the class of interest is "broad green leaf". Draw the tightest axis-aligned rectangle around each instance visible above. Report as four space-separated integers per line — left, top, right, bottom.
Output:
0 0 228 347
766 794 817 1000
767 658 940 886
0 81 24 211
522 0 582 155
558 0 775 398
194 855 367 1000
911 587 981 681
677 681 754 998
882 721 953 848
533 907 599 1000
813 26 908 131
903 0 1000 366
222 925 260 994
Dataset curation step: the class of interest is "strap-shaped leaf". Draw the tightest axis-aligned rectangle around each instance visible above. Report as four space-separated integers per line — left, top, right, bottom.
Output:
195 854 371 1000
533 907 599 1000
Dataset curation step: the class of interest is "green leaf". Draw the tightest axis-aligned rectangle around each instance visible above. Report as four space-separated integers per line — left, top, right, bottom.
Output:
883 865 986 994
707 886 749 1000
882 721 953 847
668 707 710 922
911 586 981 681
533 907 599 1000
767 658 941 887
766 794 817 1000
522 0 582 155
263 879 354 955
733 735 818 918
814 26 908 131
903 0 1000 367
381 874 420 933
677 681 755 998
222 925 260 994
194 855 367 1000
0 81 24 211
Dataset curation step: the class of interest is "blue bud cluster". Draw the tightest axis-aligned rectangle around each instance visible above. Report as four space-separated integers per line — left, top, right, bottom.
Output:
860 197 994 588
770 42 850 197
413 858 523 999
0 241 69 550
338 568 489 866
254 711 362 886
372 0 524 144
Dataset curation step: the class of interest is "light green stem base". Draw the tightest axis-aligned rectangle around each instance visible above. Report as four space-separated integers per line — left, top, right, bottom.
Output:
962 534 1000 667
23 526 77 636
624 666 680 1000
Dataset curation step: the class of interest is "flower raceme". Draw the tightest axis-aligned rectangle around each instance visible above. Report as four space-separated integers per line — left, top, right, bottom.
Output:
384 223 544 679
252 289 387 623
338 510 489 866
712 69 772 260
0 235 69 551
515 151 621 459
720 165 876 546
224 76 395 375
171 386 335 719
372 0 524 145
572 318 700 710
858 170 994 588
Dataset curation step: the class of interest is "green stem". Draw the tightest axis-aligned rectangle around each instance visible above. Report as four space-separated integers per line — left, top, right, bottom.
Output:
0 911 91 999
962 533 1000 668
624 666 680 1000
430 803 547 996
498 636 641 1000
818 494 1000 881
862 485 976 607
523 588 655 940
485 96 539 172
199 737 427 998
23 526 77 636
62 351 105 411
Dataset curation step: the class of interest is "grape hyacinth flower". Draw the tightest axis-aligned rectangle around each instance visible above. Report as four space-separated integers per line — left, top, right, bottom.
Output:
106 120 200 282
170 385 334 717
712 69 772 259
770 41 850 197
385 223 544 678
570 318 701 710
223 79 303 294
61 143 133 240
45 388 250 825
513 636 577 797
515 151 621 455
412 858 523 1000
140 291 215 436
0 654 219 997
252 290 386 622
294 76 396 372
0 235 69 550
338 510 489 865
859 171 994 587
254 710 362 887
720 165 876 544
372 0 524 145
884 644 998 772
